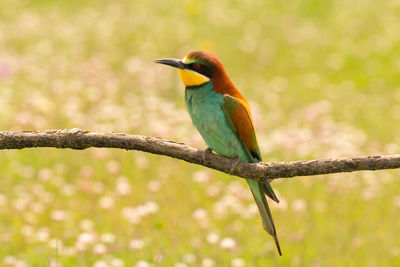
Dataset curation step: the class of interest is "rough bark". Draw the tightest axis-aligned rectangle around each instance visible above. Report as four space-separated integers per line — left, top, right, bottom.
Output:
0 129 399 182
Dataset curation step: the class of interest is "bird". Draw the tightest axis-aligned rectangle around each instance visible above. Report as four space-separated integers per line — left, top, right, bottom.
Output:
155 51 282 255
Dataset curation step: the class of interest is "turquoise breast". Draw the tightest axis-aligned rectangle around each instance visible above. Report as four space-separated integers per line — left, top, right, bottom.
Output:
184 82 250 162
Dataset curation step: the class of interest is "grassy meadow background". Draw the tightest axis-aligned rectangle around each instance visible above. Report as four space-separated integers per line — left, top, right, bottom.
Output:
1 0 400 266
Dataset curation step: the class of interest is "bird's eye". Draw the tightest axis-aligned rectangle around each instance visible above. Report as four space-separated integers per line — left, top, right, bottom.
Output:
193 63 200 70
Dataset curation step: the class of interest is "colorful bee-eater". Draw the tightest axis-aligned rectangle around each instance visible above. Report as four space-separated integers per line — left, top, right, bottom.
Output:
155 51 282 255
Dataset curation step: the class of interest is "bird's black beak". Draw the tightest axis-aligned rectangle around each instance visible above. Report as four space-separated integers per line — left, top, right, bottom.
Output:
154 58 186 69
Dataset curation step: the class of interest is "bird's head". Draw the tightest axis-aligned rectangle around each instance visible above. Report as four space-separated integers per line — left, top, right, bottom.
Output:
155 51 225 88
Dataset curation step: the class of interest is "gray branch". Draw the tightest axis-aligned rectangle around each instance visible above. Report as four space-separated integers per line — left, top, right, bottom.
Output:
0 129 399 182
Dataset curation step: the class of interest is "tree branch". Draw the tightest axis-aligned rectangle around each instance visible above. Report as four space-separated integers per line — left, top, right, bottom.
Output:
0 129 399 182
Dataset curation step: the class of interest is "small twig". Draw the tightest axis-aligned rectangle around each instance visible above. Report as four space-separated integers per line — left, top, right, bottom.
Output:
0 129 399 182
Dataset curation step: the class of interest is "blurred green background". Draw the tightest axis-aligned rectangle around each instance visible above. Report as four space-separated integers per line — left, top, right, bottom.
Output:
1 0 400 266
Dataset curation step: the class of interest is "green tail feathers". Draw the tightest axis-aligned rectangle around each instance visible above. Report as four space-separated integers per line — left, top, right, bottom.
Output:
246 179 282 256
263 182 280 203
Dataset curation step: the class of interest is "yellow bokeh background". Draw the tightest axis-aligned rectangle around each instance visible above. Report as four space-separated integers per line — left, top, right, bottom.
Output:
0 0 400 266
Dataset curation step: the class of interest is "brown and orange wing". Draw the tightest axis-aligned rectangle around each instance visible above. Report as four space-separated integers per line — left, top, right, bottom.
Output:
221 94 262 162
221 94 280 203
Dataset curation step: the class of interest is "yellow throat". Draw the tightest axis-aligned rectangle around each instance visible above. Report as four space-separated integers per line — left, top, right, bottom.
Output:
177 56 210 87
178 69 210 87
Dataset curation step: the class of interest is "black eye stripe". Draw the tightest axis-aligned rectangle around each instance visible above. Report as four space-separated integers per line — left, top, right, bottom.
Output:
187 62 213 78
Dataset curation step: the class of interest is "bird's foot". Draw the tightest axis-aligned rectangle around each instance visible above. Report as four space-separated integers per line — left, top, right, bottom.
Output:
202 148 213 165
227 157 241 175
